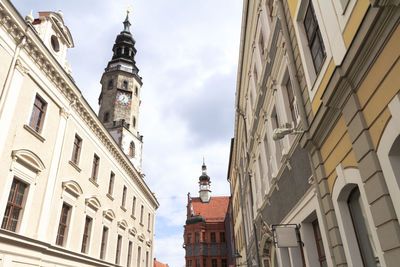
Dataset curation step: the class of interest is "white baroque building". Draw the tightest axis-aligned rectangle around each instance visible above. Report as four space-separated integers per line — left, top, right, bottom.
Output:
0 0 159 266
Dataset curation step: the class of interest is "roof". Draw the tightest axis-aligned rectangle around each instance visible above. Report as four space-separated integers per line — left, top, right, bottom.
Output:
191 196 230 223
154 258 168 267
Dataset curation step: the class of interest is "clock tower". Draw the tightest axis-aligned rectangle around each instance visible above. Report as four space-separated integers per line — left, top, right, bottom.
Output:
98 12 143 171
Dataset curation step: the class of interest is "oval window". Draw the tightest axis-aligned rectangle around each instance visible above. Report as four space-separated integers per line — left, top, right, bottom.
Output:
51 35 60 52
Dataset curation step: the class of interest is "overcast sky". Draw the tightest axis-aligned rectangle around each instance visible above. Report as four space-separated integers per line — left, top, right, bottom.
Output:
13 0 243 265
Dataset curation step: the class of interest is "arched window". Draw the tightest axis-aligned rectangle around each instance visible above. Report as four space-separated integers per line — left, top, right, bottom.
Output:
129 142 135 158
107 80 113 90
133 116 136 128
122 81 128 90
103 112 110 123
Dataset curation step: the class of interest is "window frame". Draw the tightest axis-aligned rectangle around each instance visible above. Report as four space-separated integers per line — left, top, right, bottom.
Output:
56 203 72 247
115 235 122 264
29 94 47 133
122 186 127 208
71 134 82 165
81 216 93 253
108 172 115 196
100 226 109 260
91 154 100 182
1 178 28 232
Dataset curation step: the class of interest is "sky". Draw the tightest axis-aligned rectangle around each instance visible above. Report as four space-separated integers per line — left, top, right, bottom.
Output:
13 1 243 266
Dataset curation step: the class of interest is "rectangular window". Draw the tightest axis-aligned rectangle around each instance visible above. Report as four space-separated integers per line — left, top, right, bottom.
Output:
195 232 200 243
137 246 141 267
147 212 151 230
187 233 192 244
285 76 296 123
132 196 136 216
196 259 200 267
81 216 92 253
304 1 326 74
1 179 27 232
122 186 127 207
212 259 217 267
91 154 100 181
127 241 133 267
56 203 71 246
71 134 82 165
140 205 144 224
221 259 227 267
312 219 327 267
220 232 226 243
202 232 205 242
211 232 216 243
29 94 47 132
100 226 109 260
108 172 115 195
115 235 122 264
146 251 149 267
188 260 192 267
203 259 207 267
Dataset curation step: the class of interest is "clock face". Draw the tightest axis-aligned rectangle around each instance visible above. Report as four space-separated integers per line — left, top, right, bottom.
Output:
116 91 132 107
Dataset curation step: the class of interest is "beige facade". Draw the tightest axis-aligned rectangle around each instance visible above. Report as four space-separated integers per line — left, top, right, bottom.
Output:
0 0 158 266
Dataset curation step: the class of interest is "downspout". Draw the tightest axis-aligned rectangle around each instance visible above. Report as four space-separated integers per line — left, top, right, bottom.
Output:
0 34 27 117
276 0 309 131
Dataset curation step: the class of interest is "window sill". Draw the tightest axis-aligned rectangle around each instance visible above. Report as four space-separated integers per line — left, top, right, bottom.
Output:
23 124 45 142
89 178 99 187
131 215 136 220
106 193 114 201
69 160 81 172
120 206 127 212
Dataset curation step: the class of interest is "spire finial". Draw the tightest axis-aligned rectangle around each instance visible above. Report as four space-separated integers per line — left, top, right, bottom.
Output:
123 9 132 32
203 156 205 165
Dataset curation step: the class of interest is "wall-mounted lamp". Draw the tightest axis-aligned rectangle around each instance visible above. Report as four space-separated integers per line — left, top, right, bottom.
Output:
272 127 304 141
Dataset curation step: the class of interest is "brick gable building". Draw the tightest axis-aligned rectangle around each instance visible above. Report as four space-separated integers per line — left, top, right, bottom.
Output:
183 162 233 267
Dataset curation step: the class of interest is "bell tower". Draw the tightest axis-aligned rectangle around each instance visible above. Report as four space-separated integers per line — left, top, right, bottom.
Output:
98 11 143 171
199 159 211 203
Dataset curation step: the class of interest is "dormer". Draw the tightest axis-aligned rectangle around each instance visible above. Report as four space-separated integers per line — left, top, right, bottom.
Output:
30 11 74 73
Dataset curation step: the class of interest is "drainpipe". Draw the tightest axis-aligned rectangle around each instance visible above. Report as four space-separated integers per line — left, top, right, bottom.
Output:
276 0 309 131
0 34 27 117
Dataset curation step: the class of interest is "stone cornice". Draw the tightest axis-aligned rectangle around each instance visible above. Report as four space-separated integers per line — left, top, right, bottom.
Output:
0 1 159 209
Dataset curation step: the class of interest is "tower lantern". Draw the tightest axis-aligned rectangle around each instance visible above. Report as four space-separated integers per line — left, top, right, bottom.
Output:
199 159 211 203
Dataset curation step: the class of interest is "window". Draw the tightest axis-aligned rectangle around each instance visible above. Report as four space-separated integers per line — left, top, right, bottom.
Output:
220 232 226 243
195 232 200 243
135 87 138 96
147 213 151 230
122 80 128 90
221 259 227 267
259 32 265 57
51 35 60 52
137 246 142 267
188 260 192 267
115 235 122 264
108 172 115 195
91 154 100 181
285 76 296 123
81 216 92 253
103 112 110 123
133 116 136 128
129 141 135 158
132 196 136 216
107 79 113 90
1 179 27 232
312 219 327 267
140 205 144 224
122 186 127 207
100 226 109 259
303 1 326 74
203 259 207 267
348 187 378 266
56 203 71 246
212 259 217 267
210 232 216 243
29 95 47 133
187 233 192 244
202 232 205 242
71 134 82 165
196 259 200 267
127 241 133 267
146 251 149 267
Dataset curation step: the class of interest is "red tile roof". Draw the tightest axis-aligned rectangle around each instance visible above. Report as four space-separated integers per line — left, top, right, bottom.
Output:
191 196 230 222
154 258 168 267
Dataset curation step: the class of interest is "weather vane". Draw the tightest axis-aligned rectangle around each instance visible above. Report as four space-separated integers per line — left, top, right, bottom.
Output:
127 4 132 14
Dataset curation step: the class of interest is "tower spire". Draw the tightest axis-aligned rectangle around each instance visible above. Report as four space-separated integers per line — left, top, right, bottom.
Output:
199 159 211 203
123 10 131 33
